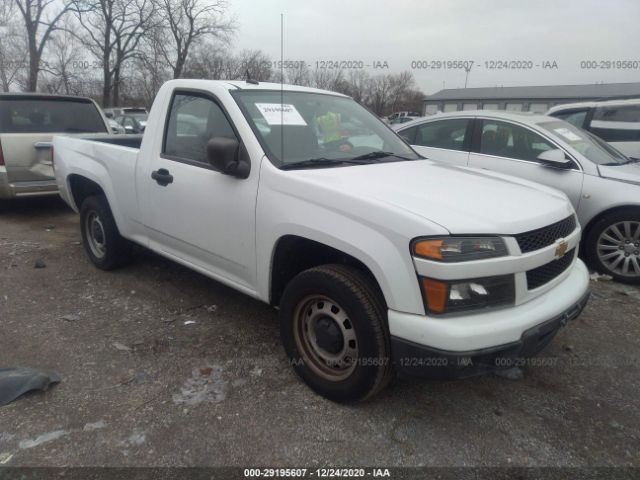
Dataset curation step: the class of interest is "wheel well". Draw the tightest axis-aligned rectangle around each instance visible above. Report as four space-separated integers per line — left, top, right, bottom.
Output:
582 205 640 246
68 175 105 210
270 235 385 307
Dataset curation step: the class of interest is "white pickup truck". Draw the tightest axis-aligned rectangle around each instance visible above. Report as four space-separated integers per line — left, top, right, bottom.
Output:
54 79 591 402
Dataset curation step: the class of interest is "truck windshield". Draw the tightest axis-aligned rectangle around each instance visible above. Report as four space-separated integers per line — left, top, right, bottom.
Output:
233 90 420 168
538 120 630 166
0 97 107 134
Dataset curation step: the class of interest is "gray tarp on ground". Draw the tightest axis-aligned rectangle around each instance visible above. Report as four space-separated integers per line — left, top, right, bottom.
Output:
0 368 60 406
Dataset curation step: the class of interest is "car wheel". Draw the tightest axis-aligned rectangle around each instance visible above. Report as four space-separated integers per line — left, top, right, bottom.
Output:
80 194 133 270
279 264 392 402
586 210 640 285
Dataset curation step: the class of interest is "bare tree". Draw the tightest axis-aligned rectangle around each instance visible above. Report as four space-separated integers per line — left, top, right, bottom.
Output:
39 17 84 94
124 26 171 105
72 0 154 106
154 0 233 79
182 43 272 82
14 0 72 91
0 2 27 91
312 67 346 92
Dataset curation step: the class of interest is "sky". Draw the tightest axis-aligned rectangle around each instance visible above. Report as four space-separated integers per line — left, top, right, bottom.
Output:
228 0 640 94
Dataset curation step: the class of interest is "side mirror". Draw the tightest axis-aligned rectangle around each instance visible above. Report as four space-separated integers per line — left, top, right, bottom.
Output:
206 137 251 179
537 149 572 168
124 125 134 133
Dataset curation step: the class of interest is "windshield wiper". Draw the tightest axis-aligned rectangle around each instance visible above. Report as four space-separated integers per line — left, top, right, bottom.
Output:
350 151 415 162
280 158 367 170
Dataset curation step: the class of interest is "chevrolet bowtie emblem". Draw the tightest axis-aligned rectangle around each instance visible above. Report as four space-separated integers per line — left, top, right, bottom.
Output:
555 240 569 258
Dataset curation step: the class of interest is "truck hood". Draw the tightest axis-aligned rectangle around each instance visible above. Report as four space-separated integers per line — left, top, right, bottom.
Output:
598 162 640 185
297 159 574 235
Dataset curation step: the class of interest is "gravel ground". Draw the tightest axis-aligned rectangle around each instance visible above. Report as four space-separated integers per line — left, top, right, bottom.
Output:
0 197 639 469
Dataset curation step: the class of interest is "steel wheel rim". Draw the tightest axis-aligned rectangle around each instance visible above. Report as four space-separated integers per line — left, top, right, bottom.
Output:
85 211 106 259
597 220 640 277
293 295 358 382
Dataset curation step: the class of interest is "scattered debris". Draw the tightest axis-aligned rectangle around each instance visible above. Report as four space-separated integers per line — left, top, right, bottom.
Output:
19 430 68 449
563 344 574 352
0 453 13 465
183 320 196 325
610 420 623 430
0 368 61 407
45 224 55 231
250 366 263 377
590 272 612 282
61 314 80 322
493 367 524 381
119 431 146 448
112 342 132 352
34 259 46 269
172 365 227 406
83 420 106 432
205 305 217 313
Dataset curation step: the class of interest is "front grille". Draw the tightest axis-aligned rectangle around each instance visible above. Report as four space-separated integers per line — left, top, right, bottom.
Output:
526 249 575 290
515 215 577 253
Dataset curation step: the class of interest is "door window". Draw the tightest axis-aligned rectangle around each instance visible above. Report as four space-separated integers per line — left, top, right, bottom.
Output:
414 119 470 151
163 92 237 165
590 104 640 142
398 126 417 144
551 109 588 128
479 119 556 162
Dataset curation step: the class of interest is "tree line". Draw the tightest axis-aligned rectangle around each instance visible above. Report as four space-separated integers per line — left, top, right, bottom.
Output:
0 0 424 115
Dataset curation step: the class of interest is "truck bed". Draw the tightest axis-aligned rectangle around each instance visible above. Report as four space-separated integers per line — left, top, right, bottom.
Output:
71 133 143 149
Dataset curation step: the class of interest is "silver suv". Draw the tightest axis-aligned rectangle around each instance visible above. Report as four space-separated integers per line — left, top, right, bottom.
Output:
548 98 640 159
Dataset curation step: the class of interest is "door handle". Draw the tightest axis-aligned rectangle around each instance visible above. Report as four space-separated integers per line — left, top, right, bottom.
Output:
151 168 173 186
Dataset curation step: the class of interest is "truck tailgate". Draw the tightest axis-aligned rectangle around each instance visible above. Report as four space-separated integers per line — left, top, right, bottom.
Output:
1 133 54 184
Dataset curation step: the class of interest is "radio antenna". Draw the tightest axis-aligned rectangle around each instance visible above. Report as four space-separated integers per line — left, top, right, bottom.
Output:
280 13 284 160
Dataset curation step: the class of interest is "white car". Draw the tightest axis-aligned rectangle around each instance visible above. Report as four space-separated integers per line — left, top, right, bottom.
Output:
53 80 590 401
548 98 640 159
394 111 640 284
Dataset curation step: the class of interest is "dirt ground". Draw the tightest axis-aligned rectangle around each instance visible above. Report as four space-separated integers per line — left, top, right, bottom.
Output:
0 196 639 469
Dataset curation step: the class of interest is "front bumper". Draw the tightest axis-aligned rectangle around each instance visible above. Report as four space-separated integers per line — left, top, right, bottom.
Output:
388 259 591 379
391 288 590 379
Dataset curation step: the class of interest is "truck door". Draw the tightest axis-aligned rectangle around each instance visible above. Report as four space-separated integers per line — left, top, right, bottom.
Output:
140 90 259 292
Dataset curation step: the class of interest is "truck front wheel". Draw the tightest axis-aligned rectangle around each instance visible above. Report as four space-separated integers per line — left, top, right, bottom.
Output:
80 194 133 270
279 264 392 402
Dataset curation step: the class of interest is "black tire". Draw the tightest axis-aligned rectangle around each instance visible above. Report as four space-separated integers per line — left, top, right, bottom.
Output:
585 209 640 285
80 194 133 270
279 264 392 402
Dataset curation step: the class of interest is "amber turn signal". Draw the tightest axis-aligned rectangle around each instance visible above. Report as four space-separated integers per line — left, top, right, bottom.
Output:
413 239 444 260
421 278 448 313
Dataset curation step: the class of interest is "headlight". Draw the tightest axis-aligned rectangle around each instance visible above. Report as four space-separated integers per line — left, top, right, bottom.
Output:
420 275 515 315
412 236 508 262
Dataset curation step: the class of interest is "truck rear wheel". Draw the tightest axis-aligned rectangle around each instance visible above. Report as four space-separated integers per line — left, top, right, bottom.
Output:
80 194 133 270
279 264 392 402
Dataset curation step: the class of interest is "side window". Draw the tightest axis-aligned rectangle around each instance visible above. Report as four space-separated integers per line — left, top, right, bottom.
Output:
163 92 237 165
415 119 470 152
479 120 555 162
589 105 640 142
398 126 417 144
551 109 588 128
